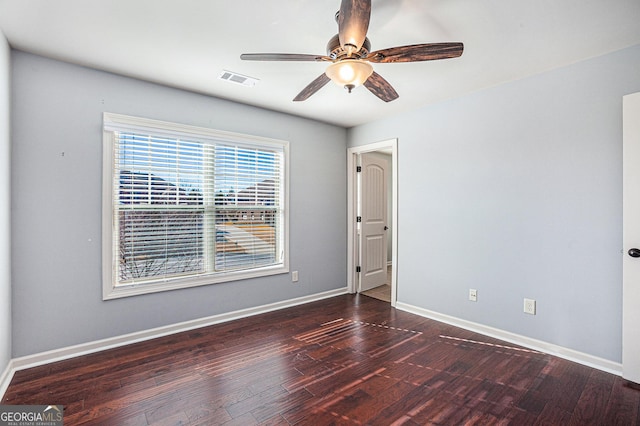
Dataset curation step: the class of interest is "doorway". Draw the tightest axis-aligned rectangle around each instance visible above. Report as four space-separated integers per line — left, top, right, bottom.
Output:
347 139 398 306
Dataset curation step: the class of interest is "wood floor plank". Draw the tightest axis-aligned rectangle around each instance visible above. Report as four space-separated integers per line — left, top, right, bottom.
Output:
602 378 640 425
344 377 417 423
249 388 314 423
3 294 640 425
568 369 616 425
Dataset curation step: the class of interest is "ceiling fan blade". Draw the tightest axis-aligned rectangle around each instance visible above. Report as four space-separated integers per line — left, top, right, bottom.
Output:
363 72 399 102
241 53 331 62
366 42 464 63
338 0 371 53
293 73 331 102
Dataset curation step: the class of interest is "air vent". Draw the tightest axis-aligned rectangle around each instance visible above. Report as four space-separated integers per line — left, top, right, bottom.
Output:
218 70 259 87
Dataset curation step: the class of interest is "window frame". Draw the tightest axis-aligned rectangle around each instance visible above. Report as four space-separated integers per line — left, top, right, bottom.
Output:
102 112 289 300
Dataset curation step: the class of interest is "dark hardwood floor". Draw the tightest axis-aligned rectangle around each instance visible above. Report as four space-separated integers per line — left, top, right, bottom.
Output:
3 294 639 425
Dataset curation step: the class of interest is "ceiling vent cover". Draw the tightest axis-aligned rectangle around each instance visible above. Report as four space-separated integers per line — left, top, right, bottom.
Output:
219 70 259 87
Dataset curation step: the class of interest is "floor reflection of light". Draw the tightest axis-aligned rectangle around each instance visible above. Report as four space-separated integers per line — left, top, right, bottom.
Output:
198 339 294 398
439 335 542 354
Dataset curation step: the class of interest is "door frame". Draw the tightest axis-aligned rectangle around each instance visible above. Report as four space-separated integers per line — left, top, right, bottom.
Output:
623 91 640 384
347 139 398 306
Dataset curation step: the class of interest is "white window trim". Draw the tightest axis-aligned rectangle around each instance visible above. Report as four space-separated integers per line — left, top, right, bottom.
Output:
102 112 290 300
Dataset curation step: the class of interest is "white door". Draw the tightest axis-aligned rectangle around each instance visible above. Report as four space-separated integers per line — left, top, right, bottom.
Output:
359 153 388 292
623 91 640 384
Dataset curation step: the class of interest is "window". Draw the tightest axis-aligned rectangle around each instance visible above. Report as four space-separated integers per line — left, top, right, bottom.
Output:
102 113 289 299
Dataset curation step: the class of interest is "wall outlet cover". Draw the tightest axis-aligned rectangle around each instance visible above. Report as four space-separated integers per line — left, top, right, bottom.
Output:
524 298 536 315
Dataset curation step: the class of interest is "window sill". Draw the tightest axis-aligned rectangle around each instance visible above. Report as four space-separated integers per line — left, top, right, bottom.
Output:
102 264 289 300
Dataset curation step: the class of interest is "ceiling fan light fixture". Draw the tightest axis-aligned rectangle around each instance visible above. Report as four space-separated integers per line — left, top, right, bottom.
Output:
325 59 373 92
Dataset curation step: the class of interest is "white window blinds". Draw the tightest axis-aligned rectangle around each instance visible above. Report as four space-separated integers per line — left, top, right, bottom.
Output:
213 145 282 271
103 113 288 298
115 133 209 284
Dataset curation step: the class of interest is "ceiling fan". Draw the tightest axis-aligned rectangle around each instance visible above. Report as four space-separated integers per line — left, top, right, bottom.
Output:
240 0 464 102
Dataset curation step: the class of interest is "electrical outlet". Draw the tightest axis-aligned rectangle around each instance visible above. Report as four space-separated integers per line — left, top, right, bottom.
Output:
292 271 299 282
469 289 477 302
524 298 536 315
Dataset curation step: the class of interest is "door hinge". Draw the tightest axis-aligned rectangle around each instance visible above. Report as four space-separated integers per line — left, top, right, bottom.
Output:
356 216 362 223
356 266 361 273
356 166 362 172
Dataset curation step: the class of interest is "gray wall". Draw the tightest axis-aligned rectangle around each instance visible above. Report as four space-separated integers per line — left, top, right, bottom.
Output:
0 31 11 373
348 44 640 362
11 51 347 357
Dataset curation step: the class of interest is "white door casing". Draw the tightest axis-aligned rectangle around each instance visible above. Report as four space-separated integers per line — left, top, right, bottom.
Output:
623 91 640 385
347 139 397 306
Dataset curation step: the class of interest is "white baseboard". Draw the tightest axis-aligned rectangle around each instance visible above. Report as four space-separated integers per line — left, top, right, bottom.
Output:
0 359 15 400
8 287 348 376
395 301 622 376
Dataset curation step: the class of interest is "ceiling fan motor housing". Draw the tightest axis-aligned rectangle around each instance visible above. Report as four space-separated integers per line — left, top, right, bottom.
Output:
327 34 371 60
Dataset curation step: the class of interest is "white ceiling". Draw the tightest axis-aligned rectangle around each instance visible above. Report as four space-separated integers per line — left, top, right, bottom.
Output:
1 0 639 128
